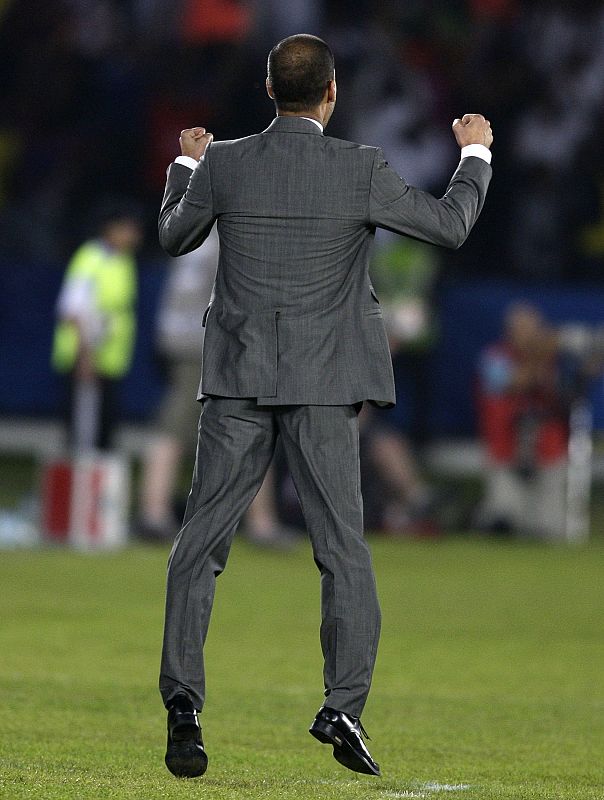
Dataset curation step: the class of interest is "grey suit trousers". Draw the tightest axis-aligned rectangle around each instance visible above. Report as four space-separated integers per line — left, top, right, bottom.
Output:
159 397 381 717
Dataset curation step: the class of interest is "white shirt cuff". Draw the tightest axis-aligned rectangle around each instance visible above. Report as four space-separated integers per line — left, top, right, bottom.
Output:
175 155 200 171
460 144 492 165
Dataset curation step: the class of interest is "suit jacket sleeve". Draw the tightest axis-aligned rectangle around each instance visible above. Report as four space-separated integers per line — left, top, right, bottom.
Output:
158 156 216 257
368 149 492 249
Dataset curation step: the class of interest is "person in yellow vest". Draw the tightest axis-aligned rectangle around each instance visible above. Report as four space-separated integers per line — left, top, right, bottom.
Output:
52 205 142 450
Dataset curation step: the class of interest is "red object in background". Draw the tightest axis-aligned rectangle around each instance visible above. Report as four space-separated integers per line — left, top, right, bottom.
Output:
476 341 569 466
478 393 568 465
41 461 73 541
181 0 252 44
40 456 129 549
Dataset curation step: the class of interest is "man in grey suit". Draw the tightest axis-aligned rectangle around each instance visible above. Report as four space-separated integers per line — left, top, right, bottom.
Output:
158 34 492 779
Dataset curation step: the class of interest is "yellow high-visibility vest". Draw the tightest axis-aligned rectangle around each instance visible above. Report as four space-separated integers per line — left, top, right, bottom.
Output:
51 240 137 378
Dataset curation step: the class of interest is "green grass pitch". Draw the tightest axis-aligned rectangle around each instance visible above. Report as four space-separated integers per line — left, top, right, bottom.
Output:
0 536 603 799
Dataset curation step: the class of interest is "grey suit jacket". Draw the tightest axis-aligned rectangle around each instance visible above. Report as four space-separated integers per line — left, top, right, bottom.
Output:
159 115 491 406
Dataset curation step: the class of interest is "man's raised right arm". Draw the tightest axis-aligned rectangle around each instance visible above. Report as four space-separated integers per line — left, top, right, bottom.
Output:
368 114 493 250
158 127 216 257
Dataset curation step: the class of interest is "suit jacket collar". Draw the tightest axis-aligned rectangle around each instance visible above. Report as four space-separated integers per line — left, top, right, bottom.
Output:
264 116 324 136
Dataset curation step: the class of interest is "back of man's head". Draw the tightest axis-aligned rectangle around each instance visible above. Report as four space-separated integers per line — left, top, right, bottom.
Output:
267 34 335 113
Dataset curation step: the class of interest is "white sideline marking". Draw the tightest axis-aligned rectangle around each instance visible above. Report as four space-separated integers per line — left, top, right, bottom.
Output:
422 783 472 793
314 779 471 796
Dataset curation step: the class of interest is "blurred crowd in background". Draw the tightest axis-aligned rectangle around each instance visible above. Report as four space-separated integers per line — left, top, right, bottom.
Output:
2 0 604 278
1 0 604 546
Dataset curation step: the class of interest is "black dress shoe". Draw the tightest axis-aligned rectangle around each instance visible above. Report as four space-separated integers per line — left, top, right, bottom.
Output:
165 693 208 778
309 706 381 776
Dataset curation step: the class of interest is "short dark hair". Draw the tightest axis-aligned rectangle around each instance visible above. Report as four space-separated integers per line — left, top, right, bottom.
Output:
267 34 335 113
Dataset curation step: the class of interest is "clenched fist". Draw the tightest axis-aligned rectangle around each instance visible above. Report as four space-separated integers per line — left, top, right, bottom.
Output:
452 114 493 149
180 127 214 161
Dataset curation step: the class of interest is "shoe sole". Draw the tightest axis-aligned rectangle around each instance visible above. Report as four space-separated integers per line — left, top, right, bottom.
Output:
309 720 381 776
